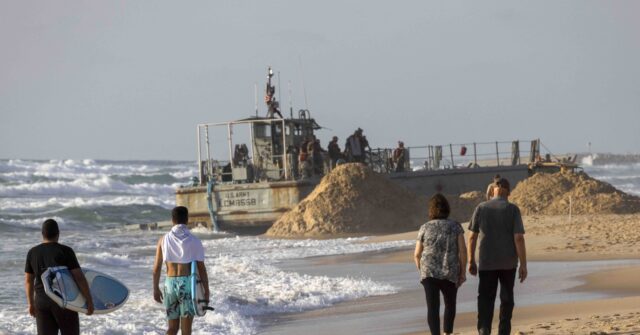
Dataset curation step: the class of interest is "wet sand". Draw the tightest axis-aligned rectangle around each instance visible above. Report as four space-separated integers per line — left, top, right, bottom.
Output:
261 214 640 334
408 266 640 335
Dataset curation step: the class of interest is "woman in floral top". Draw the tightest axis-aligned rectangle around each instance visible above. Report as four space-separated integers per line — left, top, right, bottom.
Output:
413 194 467 335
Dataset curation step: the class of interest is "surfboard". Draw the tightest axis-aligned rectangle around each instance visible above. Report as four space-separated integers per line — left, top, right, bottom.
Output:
41 266 129 315
190 261 213 316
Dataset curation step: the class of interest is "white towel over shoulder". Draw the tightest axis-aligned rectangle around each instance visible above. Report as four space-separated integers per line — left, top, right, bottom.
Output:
162 224 205 263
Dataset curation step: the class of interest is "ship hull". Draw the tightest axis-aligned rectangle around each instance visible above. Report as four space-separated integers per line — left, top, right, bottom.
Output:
176 165 532 231
176 179 318 233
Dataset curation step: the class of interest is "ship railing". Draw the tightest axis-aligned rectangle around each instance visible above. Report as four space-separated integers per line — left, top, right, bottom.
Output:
198 159 232 184
198 156 297 185
196 118 293 185
373 139 542 173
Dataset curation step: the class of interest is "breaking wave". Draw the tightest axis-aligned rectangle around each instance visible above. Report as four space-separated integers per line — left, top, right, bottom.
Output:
0 176 178 197
583 162 640 196
0 205 169 230
0 159 192 232
0 195 174 212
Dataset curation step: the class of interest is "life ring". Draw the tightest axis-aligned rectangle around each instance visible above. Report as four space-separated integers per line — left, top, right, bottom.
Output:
460 146 467 156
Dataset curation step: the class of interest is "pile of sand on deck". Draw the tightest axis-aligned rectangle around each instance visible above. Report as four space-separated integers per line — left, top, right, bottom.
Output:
510 171 640 215
266 164 485 237
266 163 428 237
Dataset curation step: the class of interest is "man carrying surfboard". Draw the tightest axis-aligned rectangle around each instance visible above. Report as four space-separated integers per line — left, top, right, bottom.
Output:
24 219 94 335
153 206 210 335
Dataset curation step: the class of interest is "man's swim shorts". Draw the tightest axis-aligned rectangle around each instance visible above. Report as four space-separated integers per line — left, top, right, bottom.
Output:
163 276 195 319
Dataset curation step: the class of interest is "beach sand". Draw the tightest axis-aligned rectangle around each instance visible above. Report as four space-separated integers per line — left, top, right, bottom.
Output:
366 214 640 261
262 214 640 334
407 266 640 334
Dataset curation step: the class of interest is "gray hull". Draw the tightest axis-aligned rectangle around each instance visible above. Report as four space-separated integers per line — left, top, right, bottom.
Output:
176 165 531 231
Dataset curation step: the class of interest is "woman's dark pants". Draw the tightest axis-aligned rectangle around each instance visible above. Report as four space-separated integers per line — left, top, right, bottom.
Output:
421 277 458 335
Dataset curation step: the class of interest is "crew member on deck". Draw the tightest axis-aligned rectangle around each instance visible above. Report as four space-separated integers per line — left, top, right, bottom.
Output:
345 128 367 164
393 141 407 172
328 136 342 169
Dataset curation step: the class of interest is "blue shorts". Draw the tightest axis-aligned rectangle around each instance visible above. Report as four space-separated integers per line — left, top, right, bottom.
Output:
163 276 195 320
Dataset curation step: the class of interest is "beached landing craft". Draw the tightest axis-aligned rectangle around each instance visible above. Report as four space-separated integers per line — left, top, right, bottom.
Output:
175 68 576 233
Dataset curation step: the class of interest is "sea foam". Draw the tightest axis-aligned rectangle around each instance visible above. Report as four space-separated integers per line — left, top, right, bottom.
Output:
81 252 132 267
0 229 407 335
0 196 175 212
0 176 178 197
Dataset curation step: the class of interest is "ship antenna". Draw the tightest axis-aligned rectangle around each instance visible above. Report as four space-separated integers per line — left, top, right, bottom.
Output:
288 80 293 119
298 56 310 111
254 82 258 117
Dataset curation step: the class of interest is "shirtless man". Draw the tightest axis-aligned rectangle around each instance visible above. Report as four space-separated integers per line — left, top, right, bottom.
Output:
153 206 209 335
485 174 501 200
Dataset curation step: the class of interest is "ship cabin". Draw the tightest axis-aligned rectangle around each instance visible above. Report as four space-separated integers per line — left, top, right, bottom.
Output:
176 109 324 233
196 110 321 186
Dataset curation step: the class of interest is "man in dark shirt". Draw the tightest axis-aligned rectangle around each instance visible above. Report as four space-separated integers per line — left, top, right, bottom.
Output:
327 136 342 169
345 128 366 163
311 139 327 175
25 219 94 335
468 178 527 335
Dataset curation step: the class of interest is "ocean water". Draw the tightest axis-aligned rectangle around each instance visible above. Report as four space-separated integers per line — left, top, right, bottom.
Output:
0 158 638 334
0 159 407 334
581 156 640 196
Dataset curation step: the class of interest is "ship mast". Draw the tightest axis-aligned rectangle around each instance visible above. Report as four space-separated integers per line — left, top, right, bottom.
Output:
265 67 283 118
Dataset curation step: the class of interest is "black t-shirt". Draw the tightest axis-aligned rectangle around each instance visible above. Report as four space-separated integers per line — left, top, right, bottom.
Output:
25 242 81 294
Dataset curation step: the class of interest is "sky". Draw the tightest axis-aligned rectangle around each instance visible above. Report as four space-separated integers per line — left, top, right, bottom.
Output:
1 1 639 160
